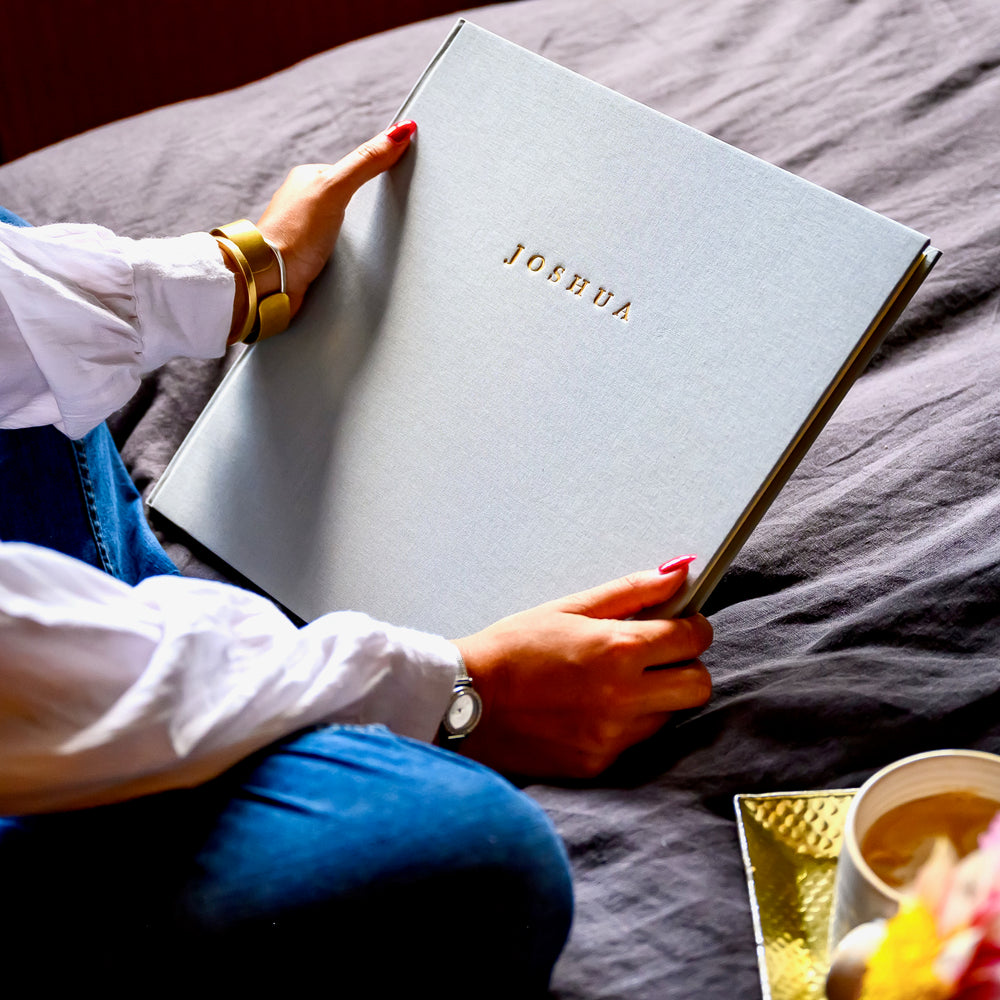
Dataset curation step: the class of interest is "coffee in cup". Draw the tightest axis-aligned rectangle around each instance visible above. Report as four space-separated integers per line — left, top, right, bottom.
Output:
860 787 1000 890
829 749 1000 949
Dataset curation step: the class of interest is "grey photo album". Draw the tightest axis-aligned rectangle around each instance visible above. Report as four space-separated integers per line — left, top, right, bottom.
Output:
149 20 938 638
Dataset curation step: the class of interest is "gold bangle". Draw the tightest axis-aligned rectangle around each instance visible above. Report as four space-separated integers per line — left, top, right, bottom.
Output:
214 235 257 345
211 219 291 345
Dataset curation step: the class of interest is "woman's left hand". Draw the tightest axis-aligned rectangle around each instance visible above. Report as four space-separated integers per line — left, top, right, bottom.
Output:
453 561 713 779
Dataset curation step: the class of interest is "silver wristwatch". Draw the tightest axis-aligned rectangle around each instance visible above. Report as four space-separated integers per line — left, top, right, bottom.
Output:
439 654 482 742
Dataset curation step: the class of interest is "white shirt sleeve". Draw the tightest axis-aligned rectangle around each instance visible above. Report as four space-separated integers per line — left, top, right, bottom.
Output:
0 543 459 816
0 220 234 439
0 221 460 815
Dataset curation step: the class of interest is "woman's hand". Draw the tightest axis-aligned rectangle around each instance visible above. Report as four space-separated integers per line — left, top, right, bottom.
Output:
254 120 417 315
453 558 713 779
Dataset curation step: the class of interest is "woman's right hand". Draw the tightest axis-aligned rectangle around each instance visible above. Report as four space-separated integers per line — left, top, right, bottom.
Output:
254 119 417 316
452 558 713 779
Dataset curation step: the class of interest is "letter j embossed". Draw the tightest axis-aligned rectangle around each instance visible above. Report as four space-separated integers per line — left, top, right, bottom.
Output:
503 244 525 265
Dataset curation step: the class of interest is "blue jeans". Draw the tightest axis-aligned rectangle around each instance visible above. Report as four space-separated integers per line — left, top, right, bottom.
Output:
0 207 177 582
0 208 573 994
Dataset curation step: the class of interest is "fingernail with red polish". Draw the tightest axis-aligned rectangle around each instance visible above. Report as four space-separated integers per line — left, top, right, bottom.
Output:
386 120 417 144
658 555 697 575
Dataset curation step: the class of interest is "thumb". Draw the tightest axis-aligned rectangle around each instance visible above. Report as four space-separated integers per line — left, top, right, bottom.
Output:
254 120 417 314
329 119 417 200
559 556 696 620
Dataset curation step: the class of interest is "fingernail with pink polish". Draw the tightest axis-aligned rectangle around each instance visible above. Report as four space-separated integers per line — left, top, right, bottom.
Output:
386 119 417 144
658 555 697 575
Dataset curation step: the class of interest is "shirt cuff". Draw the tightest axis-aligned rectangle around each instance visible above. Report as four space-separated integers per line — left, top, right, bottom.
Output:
123 231 234 371
330 619 462 743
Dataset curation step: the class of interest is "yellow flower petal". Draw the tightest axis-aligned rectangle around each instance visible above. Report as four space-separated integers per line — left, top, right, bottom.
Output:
858 902 951 1000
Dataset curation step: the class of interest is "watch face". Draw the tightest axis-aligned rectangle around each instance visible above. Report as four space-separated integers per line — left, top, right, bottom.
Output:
446 687 482 735
448 692 477 731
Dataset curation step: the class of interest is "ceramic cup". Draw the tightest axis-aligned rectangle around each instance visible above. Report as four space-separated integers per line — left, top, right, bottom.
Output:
829 748 1000 949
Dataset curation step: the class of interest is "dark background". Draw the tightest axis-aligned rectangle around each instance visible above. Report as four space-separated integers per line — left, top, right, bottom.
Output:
0 0 506 163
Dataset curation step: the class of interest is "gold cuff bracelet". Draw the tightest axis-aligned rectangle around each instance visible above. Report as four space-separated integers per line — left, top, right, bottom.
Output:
211 219 291 346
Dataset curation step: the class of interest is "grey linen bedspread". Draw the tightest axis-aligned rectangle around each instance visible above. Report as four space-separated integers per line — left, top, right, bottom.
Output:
1 0 998 996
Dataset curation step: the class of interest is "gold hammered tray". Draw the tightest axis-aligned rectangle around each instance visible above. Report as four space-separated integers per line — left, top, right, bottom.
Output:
735 790 858 1000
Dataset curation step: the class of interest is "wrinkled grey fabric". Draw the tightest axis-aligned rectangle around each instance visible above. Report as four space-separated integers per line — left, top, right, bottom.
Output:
1 0 998 996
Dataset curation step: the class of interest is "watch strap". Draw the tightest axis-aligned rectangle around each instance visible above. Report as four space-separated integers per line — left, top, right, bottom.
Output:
438 652 482 743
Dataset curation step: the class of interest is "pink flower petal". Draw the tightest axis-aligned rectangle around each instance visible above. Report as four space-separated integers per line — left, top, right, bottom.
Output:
979 814 1000 854
941 852 1000 936
936 926 985 986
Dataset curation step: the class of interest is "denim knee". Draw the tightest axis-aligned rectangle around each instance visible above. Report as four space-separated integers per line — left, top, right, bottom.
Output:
178 727 575 994
0 727 574 995
434 754 575 990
